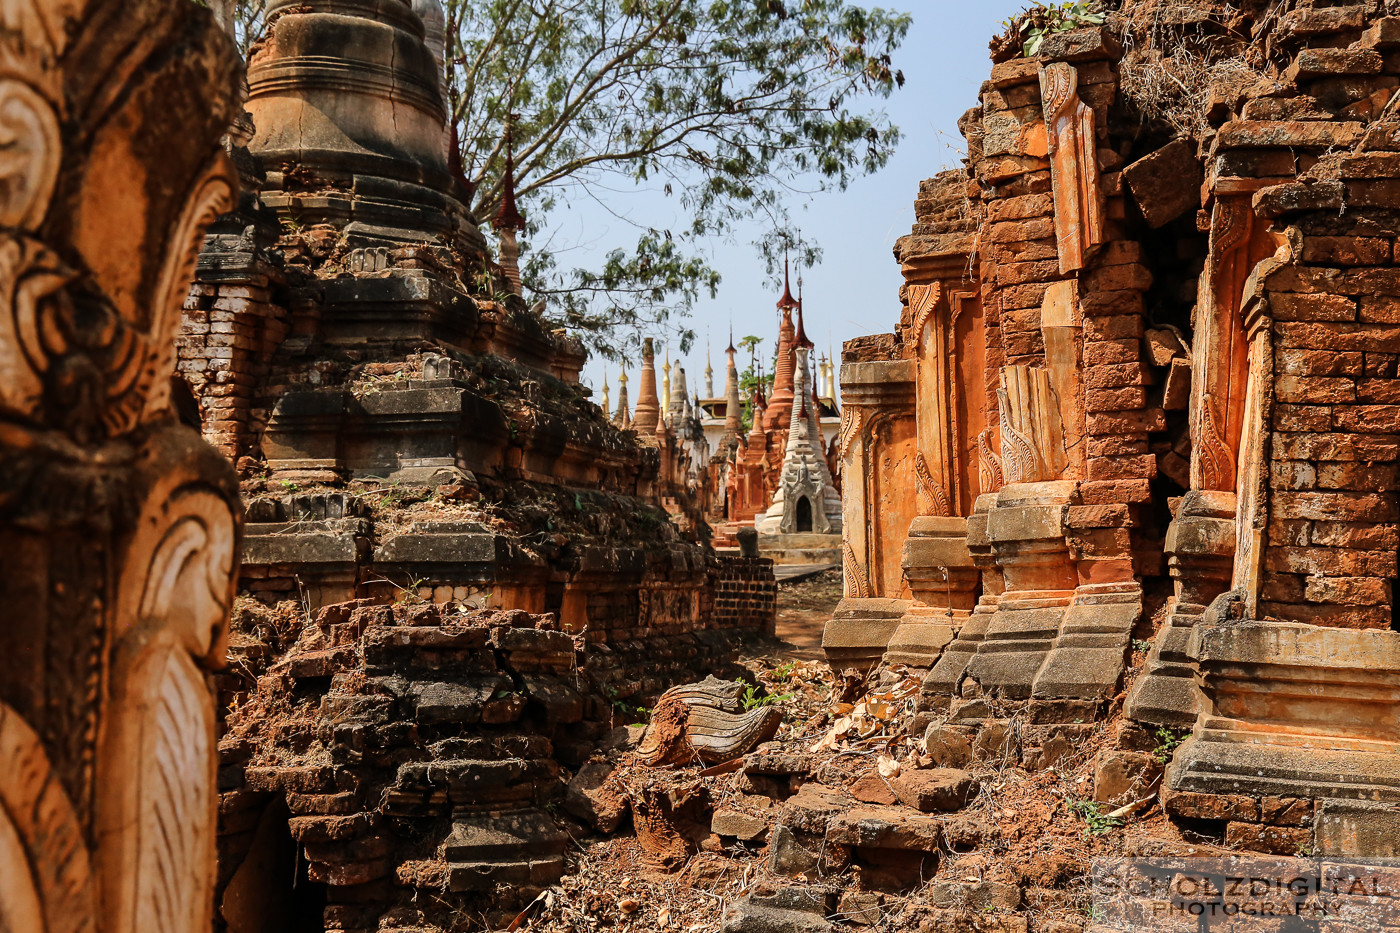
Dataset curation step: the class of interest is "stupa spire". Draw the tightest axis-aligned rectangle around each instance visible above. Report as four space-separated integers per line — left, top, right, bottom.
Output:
705 340 715 397
764 253 798 432
723 339 742 435
633 338 661 432
613 368 630 427
492 114 527 297
662 346 672 414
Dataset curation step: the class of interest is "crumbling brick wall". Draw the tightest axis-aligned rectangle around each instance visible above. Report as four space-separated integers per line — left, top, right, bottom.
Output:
714 556 779 638
216 597 757 933
840 0 1400 855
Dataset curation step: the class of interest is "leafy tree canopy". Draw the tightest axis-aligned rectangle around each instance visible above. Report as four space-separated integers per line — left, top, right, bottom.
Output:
220 0 911 363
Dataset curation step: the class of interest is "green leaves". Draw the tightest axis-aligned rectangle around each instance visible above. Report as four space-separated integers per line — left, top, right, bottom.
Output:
1010 1 1105 57
1068 798 1124 837
443 0 911 360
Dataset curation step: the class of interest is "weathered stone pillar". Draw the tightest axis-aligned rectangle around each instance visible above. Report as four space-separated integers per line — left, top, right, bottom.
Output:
886 245 985 668
0 2 242 930
823 350 916 670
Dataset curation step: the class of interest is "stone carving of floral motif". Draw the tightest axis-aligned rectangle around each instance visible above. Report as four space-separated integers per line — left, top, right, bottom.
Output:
1040 62 1105 274
0 3 242 932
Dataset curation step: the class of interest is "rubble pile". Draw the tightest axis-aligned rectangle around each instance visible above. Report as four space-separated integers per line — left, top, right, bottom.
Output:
510 654 1190 933
217 597 775 933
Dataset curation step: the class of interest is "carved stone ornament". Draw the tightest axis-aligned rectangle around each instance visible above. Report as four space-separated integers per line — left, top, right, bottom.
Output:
1190 194 1263 493
996 365 1068 485
1040 62 1105 274
0 3 242 933
976 429 1005 494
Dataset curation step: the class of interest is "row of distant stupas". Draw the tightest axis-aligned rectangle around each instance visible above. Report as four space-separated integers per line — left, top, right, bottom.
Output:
482 113 842 547
598 263 844 547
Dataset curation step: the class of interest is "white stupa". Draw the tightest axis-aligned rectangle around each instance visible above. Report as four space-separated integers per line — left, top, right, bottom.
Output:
756 340 842 536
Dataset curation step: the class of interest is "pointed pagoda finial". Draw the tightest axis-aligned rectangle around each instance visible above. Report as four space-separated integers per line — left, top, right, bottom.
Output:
705 339 715 398
614 367 631 427
794 290 814 350
662 344 672 414
777 246 798 312
492 112 527 297
722 327 742 440
602 368 610 415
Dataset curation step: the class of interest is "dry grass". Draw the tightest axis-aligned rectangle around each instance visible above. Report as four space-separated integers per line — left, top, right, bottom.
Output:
1116 1 1271 137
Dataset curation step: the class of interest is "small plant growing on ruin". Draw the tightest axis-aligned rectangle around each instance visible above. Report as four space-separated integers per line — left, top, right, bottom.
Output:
392 577 428 606
1152 726 1186 764
998 1 1106 59
603 686 650 725
736 678 793 711
1069 798 1124 837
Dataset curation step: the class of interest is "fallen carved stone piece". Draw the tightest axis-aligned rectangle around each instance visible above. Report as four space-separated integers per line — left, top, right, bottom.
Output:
637 676 784 766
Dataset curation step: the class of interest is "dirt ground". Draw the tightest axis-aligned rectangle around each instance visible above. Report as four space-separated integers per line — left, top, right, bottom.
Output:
772 569 842 660
488 574 1177 933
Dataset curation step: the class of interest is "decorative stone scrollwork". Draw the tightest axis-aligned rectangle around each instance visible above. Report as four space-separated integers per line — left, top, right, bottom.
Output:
0 3 242 933
0 701 96 933
1040 61 1105 274
843 541 871 599
915 452 952 517
977 429 1005 493
909 281 942 341
839 404 862 460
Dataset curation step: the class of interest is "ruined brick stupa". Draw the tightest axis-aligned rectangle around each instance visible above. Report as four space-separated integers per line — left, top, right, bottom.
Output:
173 3 779 927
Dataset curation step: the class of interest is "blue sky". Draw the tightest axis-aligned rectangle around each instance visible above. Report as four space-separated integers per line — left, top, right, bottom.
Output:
562 0 1032 402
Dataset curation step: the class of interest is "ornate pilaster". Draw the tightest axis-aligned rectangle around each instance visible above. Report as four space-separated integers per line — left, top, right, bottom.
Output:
822 356 917 670
889 248 985 669
0 2 242 930
1040 62 1105 274
1189 193 1266 493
